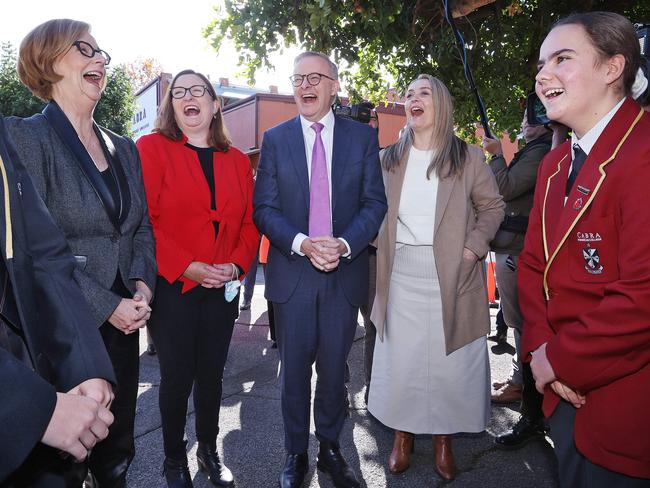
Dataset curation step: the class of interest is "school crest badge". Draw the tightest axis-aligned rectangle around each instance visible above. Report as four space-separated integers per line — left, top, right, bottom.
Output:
583 246 604 275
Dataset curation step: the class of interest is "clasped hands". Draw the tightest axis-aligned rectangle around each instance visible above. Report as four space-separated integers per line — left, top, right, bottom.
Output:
41 378 115 462
530 342 586 408
301 236 346 272
108 280 152 335
183 261 238 289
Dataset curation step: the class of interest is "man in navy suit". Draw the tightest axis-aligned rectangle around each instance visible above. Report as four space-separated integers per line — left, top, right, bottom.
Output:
253 52 386 488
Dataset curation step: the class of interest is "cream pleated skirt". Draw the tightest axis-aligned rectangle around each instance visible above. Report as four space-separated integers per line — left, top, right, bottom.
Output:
368 244 490 434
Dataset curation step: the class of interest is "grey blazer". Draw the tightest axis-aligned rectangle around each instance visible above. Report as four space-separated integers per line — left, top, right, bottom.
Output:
5 111 156 326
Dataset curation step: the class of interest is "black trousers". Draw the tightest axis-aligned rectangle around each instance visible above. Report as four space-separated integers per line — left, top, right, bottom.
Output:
521 362 544 421
87 323 139 487
549 401 650 488
148 278 238 461
67 278 140 488
358 248 377 388
2 447 88 488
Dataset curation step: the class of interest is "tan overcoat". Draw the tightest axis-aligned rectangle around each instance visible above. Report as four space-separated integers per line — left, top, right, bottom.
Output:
370 144 504 354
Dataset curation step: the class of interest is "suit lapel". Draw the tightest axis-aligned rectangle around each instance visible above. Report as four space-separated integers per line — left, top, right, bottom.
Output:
541 98 645 298
542 146 571 260
385 151 408 252
434 166 456 241
0 150 10 262
0 118 16 261
42 102 121 231
331 116 351 211
97 127 131 227
286 117 310 209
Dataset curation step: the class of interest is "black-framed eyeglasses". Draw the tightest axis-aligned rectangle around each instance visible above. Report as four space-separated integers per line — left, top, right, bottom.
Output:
289 72 335 87
170 84 211 99
72 41 111 66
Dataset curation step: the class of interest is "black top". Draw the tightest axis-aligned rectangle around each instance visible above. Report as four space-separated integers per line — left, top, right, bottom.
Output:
186 143 217 209
100 166 120 211
100 166 130 293
186 143 219 237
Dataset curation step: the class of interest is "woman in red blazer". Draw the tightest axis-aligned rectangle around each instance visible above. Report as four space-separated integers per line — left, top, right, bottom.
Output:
137 69 258 488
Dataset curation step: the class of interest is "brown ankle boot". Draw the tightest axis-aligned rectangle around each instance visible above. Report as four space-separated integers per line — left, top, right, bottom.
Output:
433 435 457 481
388 431 414 474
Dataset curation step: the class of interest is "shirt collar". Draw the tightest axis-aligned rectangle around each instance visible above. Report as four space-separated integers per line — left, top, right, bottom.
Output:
571 97 625 157
300 109 335 134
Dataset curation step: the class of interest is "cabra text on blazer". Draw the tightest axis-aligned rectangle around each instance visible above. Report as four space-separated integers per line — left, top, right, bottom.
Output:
519 98 650 478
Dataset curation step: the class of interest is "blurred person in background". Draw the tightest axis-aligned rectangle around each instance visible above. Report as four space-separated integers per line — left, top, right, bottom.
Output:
483 111 552 447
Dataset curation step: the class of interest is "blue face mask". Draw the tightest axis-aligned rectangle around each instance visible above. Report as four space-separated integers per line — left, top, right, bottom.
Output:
224 279 241 302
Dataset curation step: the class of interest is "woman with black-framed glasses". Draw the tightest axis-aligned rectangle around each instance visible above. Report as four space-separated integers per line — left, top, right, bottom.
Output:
5 19 156 487
137 69 258 488
72 39 112 66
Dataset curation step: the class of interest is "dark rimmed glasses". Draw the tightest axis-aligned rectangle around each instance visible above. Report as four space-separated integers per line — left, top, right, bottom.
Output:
72 41 111 66
289 72 335 87
170 85 211 99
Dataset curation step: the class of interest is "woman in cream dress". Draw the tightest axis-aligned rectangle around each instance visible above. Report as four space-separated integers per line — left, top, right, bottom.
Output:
368 74 504 481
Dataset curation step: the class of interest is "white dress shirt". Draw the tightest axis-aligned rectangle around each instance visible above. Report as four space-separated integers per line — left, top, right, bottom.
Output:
291 110 351 256
563 97 625 205
570 97 625 162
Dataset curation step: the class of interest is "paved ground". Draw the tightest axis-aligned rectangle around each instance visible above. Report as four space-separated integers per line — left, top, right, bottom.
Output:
127 266 558 487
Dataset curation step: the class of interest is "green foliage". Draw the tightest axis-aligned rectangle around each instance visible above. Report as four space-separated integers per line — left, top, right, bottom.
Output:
0 42 44 117
0 42 136 136
95 64 137 136
205 0 650 139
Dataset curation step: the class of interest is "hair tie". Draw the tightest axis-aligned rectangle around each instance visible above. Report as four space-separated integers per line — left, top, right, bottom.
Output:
632 67 649 100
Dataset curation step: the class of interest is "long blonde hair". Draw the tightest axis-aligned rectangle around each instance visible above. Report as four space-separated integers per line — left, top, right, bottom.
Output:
382 74 468 179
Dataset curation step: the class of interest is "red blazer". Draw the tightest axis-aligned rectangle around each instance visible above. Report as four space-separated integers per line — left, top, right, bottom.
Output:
519 98 650 478
137 132 259 293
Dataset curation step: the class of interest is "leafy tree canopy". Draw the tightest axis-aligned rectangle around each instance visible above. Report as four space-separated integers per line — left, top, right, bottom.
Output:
124 57 163 93
205 0 650 138
0 42 137 136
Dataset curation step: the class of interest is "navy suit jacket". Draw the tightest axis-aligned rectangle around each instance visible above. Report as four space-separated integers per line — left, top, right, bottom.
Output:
0 116 115 482
253 114 387 306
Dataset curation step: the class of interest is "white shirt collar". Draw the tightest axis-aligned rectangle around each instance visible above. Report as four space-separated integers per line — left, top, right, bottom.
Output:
571 97 625 157
299 109 335 134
